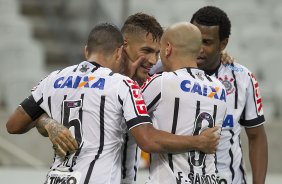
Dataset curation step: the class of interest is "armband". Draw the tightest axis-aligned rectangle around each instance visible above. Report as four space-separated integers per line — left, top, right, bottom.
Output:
20 95 45 120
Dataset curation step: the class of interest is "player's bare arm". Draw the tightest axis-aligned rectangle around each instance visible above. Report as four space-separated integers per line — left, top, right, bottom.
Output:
6 106 37 134
36 114 78 157
245 125 268 184
130 123 219 154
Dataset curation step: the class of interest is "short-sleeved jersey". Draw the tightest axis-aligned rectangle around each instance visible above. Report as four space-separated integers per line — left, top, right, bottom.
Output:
31 61 152 184
213 63 265 184
150 61 266 184
142 68 227 184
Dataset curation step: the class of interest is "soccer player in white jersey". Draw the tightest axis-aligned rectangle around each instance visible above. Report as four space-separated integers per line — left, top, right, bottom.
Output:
6 23 221 184
190 6 268 184
141 22 227 184
150 6 268 184
119 13 164 184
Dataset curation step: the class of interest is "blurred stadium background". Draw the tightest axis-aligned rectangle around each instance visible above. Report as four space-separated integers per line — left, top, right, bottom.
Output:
0 0 281 183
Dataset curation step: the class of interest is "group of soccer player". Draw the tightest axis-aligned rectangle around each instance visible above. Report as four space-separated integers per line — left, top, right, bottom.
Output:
6 5 267 184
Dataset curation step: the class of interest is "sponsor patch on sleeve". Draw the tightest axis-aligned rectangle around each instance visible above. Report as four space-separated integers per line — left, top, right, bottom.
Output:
125 79 148 116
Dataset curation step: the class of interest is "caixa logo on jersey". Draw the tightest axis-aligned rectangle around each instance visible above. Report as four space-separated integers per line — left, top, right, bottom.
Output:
125 80 148 115
249 73 263 114
180 80 226 102
54 75 105 90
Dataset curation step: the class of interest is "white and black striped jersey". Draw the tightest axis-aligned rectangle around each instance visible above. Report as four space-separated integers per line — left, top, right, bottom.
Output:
120 131 141 184
150 61 266 184
31 61 152 184
142 68 227 184
212 62 265 184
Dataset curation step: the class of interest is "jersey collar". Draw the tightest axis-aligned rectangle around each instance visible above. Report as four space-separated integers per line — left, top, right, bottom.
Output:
87 61 102 68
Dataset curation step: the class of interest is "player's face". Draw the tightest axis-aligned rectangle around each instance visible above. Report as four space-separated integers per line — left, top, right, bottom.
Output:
192 21 227 71
124 32 160 83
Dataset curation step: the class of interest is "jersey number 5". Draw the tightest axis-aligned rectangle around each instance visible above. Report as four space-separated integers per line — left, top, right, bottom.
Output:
62 99 83 146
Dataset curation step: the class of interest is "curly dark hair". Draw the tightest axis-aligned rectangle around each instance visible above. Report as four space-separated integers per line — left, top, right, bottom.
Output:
87 23 123 55
190 6 231 41
121 13 163 41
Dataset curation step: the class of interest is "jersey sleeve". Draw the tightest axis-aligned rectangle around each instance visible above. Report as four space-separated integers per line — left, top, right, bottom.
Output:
31 73 52 103
20 73 54 120
141 74 162 114
118 79 152 130
239 72 265 128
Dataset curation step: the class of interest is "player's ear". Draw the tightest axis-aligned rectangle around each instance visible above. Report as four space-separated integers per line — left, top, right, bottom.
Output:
166 42 172 58
219 38 228 52
123 38 128 48
84 45 89 59
116 46 123 62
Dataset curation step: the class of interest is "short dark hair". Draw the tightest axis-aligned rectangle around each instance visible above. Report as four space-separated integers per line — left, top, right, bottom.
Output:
87 23 123 55
121 13 163 41
190 6 231 41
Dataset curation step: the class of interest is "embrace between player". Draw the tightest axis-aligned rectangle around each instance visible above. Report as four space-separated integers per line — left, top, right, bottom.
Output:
6 6 267 184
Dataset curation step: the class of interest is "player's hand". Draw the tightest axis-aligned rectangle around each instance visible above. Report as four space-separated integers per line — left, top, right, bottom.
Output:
198 127 220 154
36 114 78 157
123 55 145 78
47 122 78 157
221 51 234 64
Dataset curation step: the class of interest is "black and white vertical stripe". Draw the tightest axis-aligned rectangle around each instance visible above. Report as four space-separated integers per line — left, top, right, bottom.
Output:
122 133 129 179
231 64 238 109
228 130 235 181
84 96 105 184
69 94 85 171
168 98 180 172
189 101 201 174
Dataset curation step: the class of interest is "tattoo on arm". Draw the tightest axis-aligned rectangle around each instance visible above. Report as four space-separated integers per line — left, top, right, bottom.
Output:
36 114 52 137
36 114 67 141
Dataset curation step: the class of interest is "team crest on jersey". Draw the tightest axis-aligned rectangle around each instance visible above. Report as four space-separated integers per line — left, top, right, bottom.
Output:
196 72 204 81
218 75 235 95
125 79 148 115
79 64 89 73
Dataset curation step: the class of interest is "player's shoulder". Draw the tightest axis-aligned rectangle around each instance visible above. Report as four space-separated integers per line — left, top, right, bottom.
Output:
222 62 252 76
210 75 225 87
141 73 162 90
111 73 139 89
49 64 80 78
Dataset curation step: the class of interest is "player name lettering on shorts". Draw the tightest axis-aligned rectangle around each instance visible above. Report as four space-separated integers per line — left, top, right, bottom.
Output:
180 80 226 102
176 172 217 184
